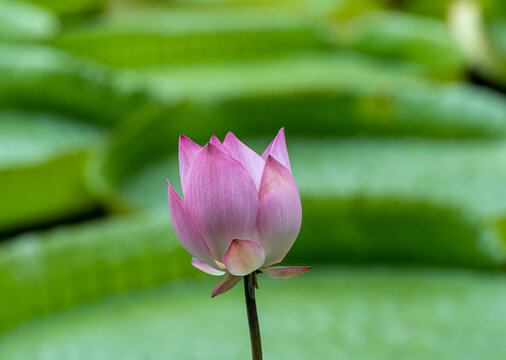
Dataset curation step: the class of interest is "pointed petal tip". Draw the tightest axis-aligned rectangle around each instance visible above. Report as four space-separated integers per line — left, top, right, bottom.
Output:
202 142 226 158
166 179 173 202
262 128 291 172
167 180 183 200
224 131 237 141
211 273 242 297
272 128 286 141
179 135 203 156
178 134 203 194
203 142 218 153
191 258 225 276
166 179 178 197
263 155 281 174
179 134 195 145
265 154 275 163
259 154 298 200
222 132 264 188
209 134 222 145
261 266 311 279
208 135 233 155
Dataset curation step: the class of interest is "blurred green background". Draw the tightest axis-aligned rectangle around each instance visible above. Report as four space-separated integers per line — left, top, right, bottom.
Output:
0 0 505 359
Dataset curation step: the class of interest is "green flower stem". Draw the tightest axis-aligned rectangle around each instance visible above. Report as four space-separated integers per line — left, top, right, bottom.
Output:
244 272 262 360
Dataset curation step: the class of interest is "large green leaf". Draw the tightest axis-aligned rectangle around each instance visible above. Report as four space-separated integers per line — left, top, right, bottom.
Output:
0 0 60 41
337 11 465 79
155 0 383 18
51 9 330 67
21 0 105 16
0 110 103 232
489 19 506 58
97 53 506 187
1 268 505 359
0 44 143 127
286 138 506 268
0 210 193 333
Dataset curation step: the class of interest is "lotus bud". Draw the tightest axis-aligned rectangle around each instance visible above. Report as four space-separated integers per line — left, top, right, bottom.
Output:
167 129 311 296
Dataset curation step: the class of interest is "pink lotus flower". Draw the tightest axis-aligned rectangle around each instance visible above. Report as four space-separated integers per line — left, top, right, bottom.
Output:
167 129 310 297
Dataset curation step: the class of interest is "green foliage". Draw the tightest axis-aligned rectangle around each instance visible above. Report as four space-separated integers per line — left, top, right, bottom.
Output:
1 268 505 359
0 211 193 333
20 0 105 16
0 111 103 232
338 11 465 78
287 138 506 268
0 0 60 41
51 9 330 67
97 53 506 190
0 44 143 126
489 19 506 58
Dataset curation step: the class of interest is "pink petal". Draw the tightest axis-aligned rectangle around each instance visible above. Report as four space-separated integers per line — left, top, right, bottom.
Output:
167 180 215 265
185 143 259 258
223 132 265 189
211 272 242 297
261 128 291 172
261 266 311 279
192 258 225 276
209 135 230 155
256 156 302 266
179 135 202 195
222 239 265 276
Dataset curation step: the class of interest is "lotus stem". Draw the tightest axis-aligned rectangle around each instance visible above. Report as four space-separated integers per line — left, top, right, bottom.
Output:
244 272 262 360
